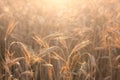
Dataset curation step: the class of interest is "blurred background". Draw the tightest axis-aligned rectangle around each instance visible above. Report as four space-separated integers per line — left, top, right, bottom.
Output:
0 0 120 50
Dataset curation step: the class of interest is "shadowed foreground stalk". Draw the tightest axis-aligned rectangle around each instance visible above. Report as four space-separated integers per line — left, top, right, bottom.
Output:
0 27 6 79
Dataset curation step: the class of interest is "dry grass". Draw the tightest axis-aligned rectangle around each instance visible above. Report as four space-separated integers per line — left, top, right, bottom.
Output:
0 0 120 80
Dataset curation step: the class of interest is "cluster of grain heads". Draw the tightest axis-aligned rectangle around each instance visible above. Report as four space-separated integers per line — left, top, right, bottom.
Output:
32 34 64 80
0 18 17 80
0 18 34 80
1 41 31 80
60 40 97 80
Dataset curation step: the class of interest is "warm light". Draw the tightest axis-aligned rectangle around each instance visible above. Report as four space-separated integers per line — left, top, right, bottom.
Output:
33 0 70 9
3 6 9 12
48 0 68 5
44 0 69 8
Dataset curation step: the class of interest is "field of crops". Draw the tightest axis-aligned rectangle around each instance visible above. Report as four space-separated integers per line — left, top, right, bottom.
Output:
0 0 120 80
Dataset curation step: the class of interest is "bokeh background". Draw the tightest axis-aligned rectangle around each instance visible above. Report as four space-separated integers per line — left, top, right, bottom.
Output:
0 0 120 80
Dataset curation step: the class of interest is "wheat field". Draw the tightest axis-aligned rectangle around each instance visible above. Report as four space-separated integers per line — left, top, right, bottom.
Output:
0 0 120 80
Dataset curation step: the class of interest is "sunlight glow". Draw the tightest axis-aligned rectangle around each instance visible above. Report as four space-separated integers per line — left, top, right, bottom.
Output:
35 0 70 9
45 0 68 6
